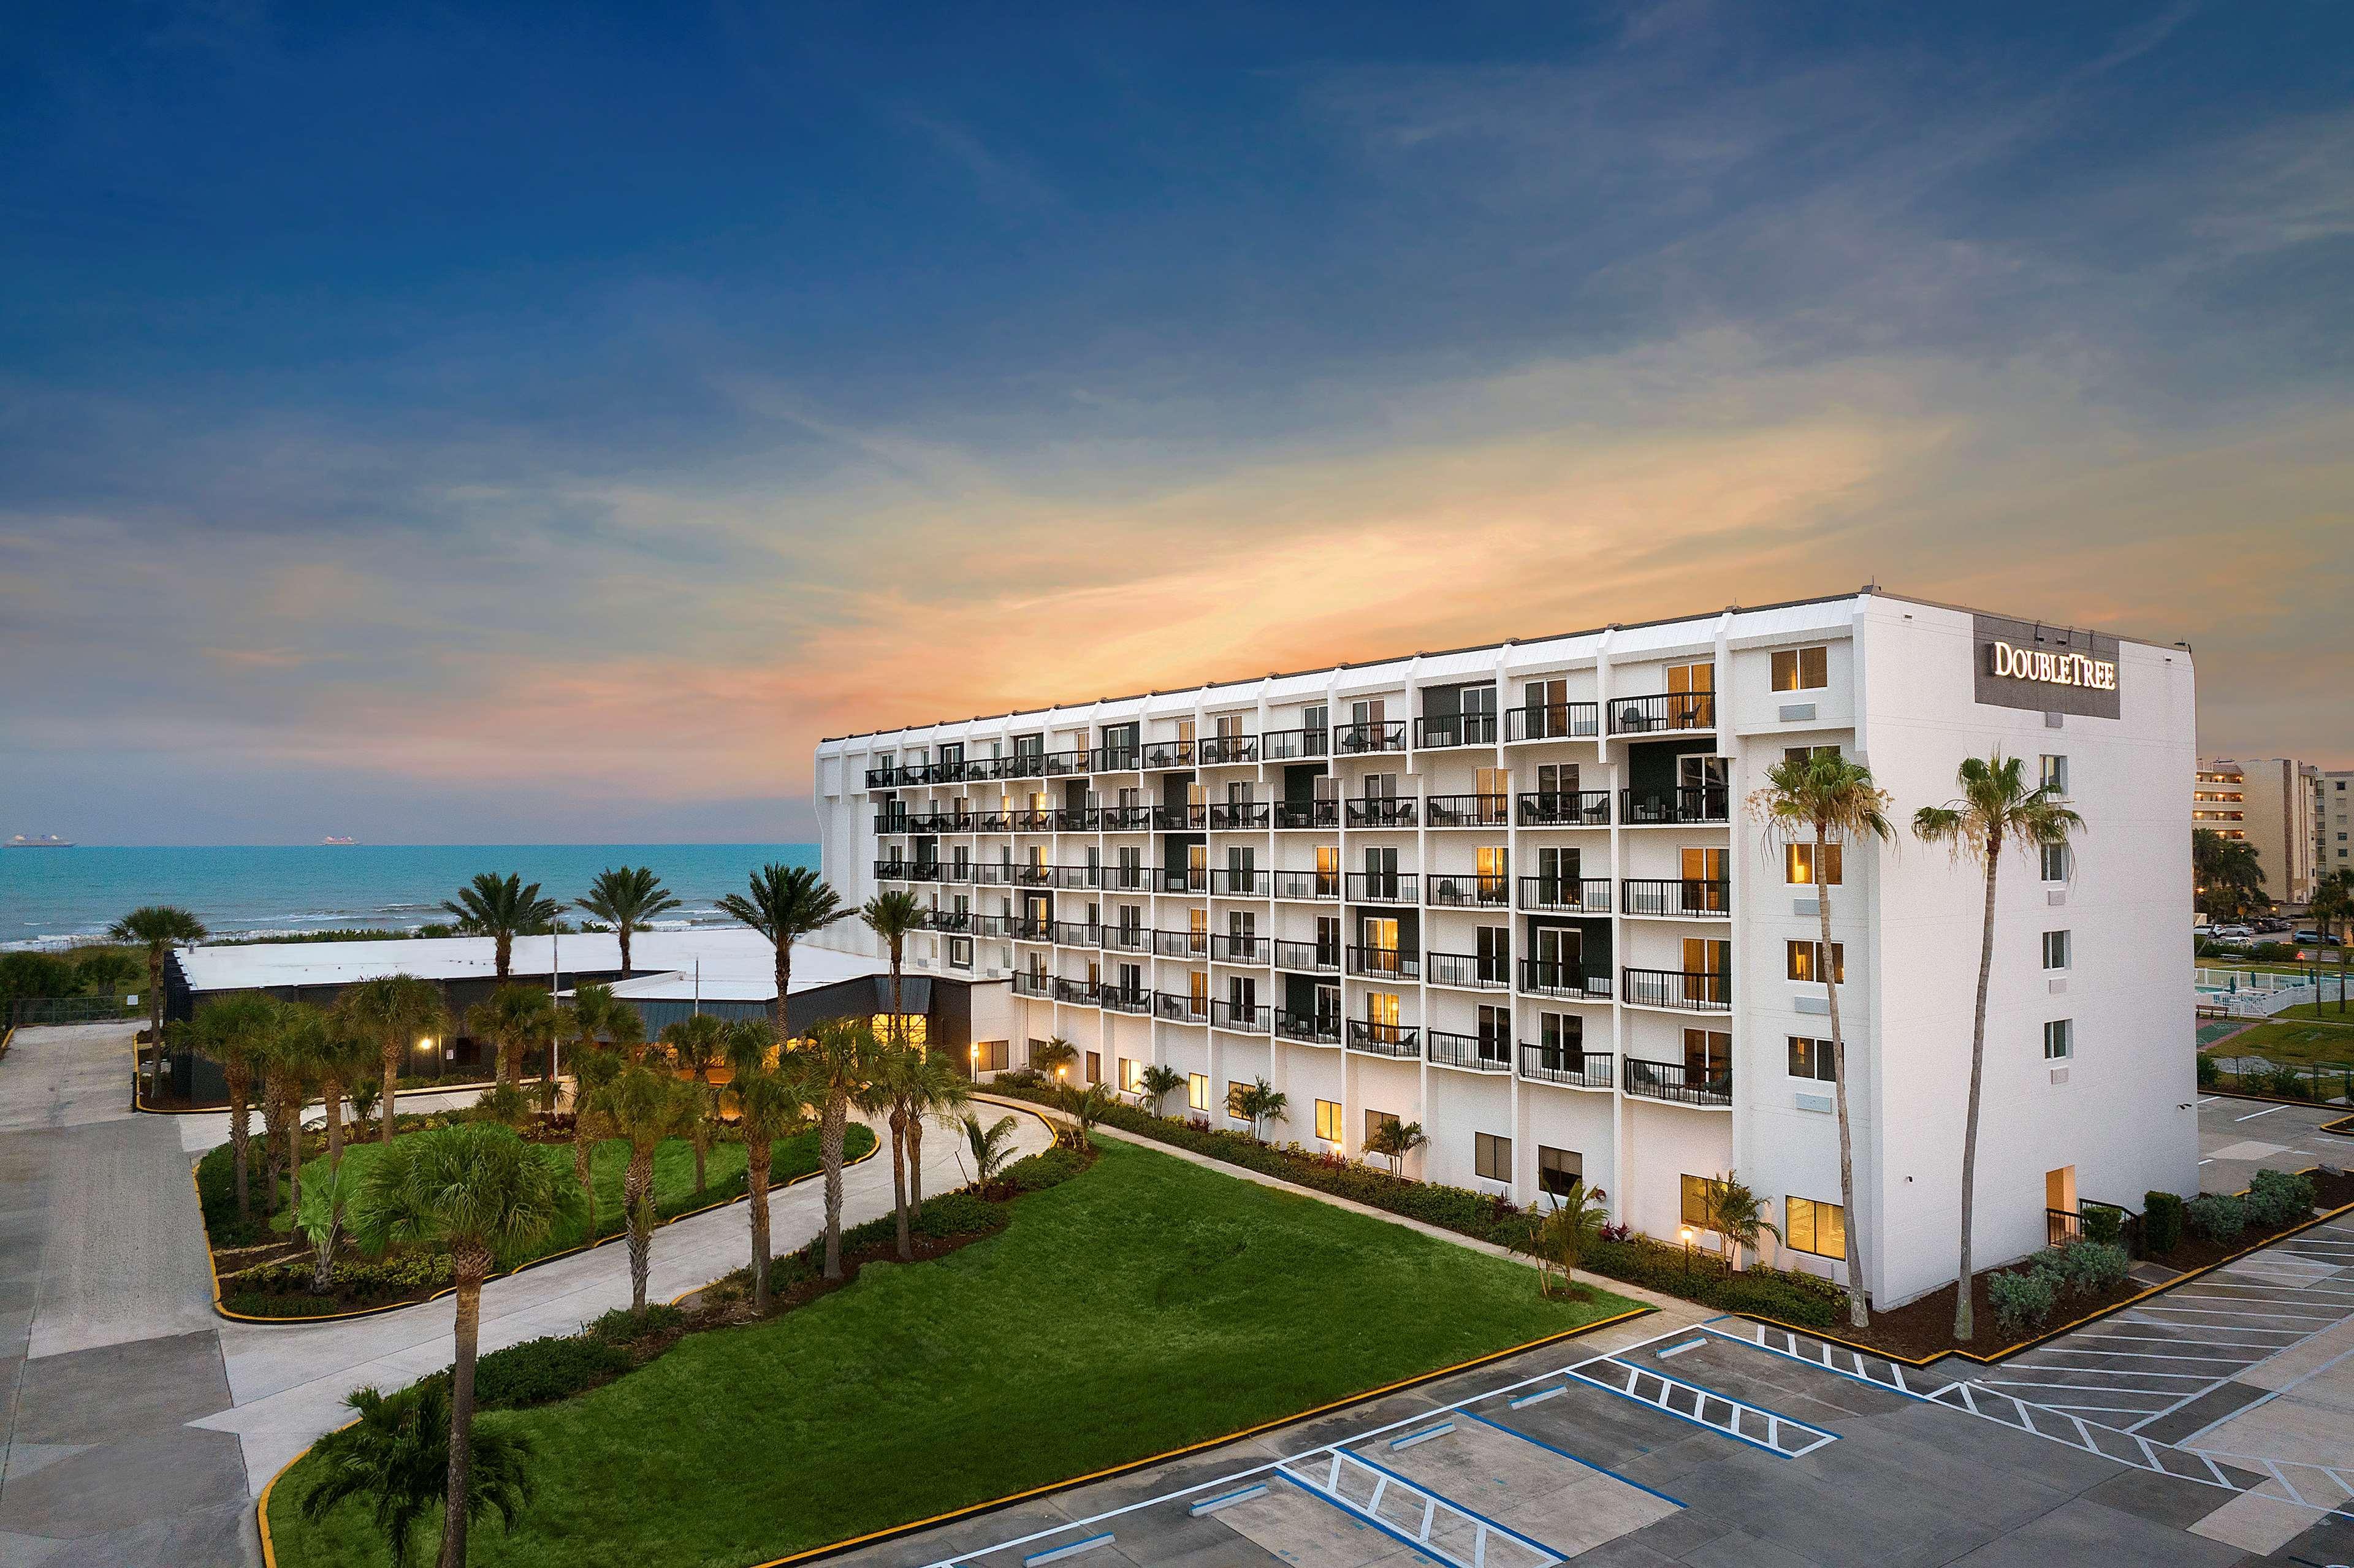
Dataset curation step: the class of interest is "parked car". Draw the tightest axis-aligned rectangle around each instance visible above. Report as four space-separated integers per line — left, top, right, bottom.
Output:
2293 929 2334 946
2212 924 2254 938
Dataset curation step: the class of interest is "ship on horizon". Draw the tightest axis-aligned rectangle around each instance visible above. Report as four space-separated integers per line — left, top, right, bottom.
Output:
5 834 74 849
321 835 360 846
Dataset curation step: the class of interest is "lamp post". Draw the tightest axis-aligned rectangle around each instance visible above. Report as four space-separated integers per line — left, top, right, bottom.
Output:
1679 1225 1696 1284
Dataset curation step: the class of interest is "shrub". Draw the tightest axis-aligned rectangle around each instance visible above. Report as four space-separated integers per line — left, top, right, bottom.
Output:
587 1304 685 1345
2264 1065 2312 1100
2195 1054 2219 1088
913 1192 1007 1239
1581 1235 1842 1328
2080 1204 2124 1247
991 1146 1088 1195
472 1084 534 1125
2185 1192 2247 1244
2245 1169 2316 1230
1989 1268 2059 1334
2042 1240 2130 1296
2143 1190 2185 1254
232 1251 457 1303
223 1291 350 1319
465 1334 635 1410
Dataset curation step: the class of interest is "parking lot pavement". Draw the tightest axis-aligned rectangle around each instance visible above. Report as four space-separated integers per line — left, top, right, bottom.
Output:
2198 1097 2350 1193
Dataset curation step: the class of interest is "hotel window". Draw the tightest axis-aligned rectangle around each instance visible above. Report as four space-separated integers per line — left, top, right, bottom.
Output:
2040 843 2070 883
1189 1072 1210 1111
1786 940 1845 983
1315 1098 1343 1142
1365 1108 1401 1145
2040 754 2069 795
2044 1019 2074 1060
1771 645 1829 692
1474 1132 1512 1183
1680 1173 1723 1229
1783 745 1838 767
1537 1146 1582 1198
1666 661 1715 728
948 936 973 970
1226 1080 1249 1120
1085 1051 1101 1085
1788 1036 1838 1082
975 1040 1010 1072
1120 1056 1143 1092
2043 930 2071 970
1787 1196 1846 1259
1785 842 1843 886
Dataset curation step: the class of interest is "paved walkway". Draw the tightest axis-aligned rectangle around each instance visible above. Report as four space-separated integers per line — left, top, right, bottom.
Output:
2198 1095 2351 1193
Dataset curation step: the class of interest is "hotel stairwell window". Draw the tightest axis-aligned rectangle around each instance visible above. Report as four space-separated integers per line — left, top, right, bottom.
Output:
1188 1072 1209 1111
1474 1132 1512 1182
2040 843 2071 883
1786 940 1845 984
1225 1079 1249 1120
1365 1108 1401 1145
2044 1019 2074 1060
1314 1098 1343 1141
2040 754 2070 796
1084 1051 1100 1084
1680 1173 1723 1228
1788 1035 1837 1082
1770 645 1829 692
1119 1056 1141 1091
2043 930 2072 971
1537 1146 1582 1198
1785 843 1842 886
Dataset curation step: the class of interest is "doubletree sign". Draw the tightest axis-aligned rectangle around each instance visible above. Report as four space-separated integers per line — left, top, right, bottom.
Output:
1973 613 2122 718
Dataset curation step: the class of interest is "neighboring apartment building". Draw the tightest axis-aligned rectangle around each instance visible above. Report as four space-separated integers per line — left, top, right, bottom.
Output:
2319 769 2354 880
811 590 2198 1309
2198 756 2320 907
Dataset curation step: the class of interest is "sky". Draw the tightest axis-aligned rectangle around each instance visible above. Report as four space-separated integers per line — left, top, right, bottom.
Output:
1 1 2348 845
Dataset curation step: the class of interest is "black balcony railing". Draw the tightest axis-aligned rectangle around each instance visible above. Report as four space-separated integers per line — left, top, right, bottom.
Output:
1607 693 1716 734
1621 967 1732 1011
1619 786 1730 826
1344 871 1419 904
1424 794 1509 828
1506 702 1601 741
1344 796 1417 829
1092 746 1141 773
1424 873 1510 909
1198 734 1260 766
1207 801 1271 830
1623 878 1731 917
1100 988 1151 1015
972 862 1013 886
1346 945 1419 981
1051 864 1102 890
1051 920 1102 948
1008 809 1053 832
1043 748 1091 777
1271 869 1342 900
971 913 1012 938
1516 790 1612 827
1333 719 1407 755
964 756 1008 781
1155 991 1211 1024
1005 752 1047 780
1262 726 1331 761
875 815 912 835
1518 875 1609 913
864 766 893 789
1143 740 1197 770
1054 806 1096 831
1160 867 1209 894
908 862 946 883
1154 928 1209 958
1346 1019 1420 1057
1276 1008 1342 1045
1272 938 1343 973
1209 933 1270 964
1010 970 1050 998
1100 926 1149 953
1622 1056 1732 1107
1518 1043 1614 1088
1519 959 1612 1000
1008 918 1053 942
1209 997 1273 1033
1053 978 1100 1007
1154 804 1208 831
1208 867 1270 896
1426 1030 1512 1072
1010 862 1054 887
1273 800 1341 829
874 859 910 880
1414 712 1499 749
1102 864 1151 892
1098 805 1152 831
926 908 973 933
1424 950 1510 990
971 810 1011 833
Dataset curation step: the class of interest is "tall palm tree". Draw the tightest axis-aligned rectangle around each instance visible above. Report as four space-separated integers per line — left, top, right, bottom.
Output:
180 994 277 1221
576 866 682 978
2193 828 2268 923
724 1019 808 1312
566 1048 622 1243
334 975 451 1145
905 1051 970 1220
299 1382 535 1568
2309 869 2354 1015
1138 1063 1186 1117
349 1122 582 1568
582 1063 695 1314
467 983 557 1090
1915 751 2085 1341
109 904 206 1098
794 1017 886 1279
440 872 561 981
313 1016 379 1186
1750 750 1894 1330
659 1012 727 1084
870 1044 926 1259
715 863 845 1030
859 890 925 1046
262 1002 326 1216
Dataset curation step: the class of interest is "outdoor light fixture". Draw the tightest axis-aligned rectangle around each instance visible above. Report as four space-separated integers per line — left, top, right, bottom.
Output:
416 1037 434 1052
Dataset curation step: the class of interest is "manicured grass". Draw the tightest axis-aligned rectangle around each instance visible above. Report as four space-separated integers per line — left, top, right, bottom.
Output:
2213 1019 2354 1071
2266 1001 2354 1026
266 1136 1639 1567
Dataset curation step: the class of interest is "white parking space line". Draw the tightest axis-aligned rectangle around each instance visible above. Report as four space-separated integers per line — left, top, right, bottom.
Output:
2024 1348 2257 1364
2235 1106 2285 1121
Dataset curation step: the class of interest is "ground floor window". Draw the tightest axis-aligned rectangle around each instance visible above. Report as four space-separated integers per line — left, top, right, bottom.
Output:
1680 1173 1722 1230
1086 1050 1101 1085
1787 1196 1846 1258
1537 1145 1582 1197
1787 1035 1838 1081
1365 1108 1400 1145
1315 1098 1343 1141
1189 1071 1210 1111
975 1040 1010 1073
1119 1056 1143 1091
1474 1132 1512 1182
1226 1080 1249 1119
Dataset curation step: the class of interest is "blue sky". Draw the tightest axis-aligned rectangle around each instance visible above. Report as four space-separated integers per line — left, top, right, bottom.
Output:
2 2 2348 843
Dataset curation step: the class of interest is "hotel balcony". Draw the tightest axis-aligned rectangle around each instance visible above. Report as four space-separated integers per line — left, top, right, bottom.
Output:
1515 790 1611 828
874 859 910 881
1344 796 1417 829
1099 804 1152 832
1008 809 1054 832
1209 932 1270 964
1505 702 1601 742
972 863 1013 886
1209 997 1273 1033
1042 747 1091 777
1275 1008 1341 1046
1425 873 1510 910
1424 794 1509 829
1423 950 1510 991
1198 734 1260 766
1620 967 1731 1012
906 862 949 884
1518 959 1612 1001
1152 928 1210 959
1346 1019 1420 1058
971 913 1012 938
971 810 1013 832
874 814 912 835
1008 916 1053 942
1102 864 1151 893
1622 1055 1732 1108
1607 693 1715 735
1622 878 1730 918
1271 870 1341 902
1154 804 1208 831
1272 938 1341 974
1010 862 1054 887
1333 718 1407 755
1100 988 1151 1015
1273 800 1341 830
1414 713 1499 749
1208 867 1271 897
1052 919 1102 947
1154 990 1211 1025
1344 871 1419 905
1619 786 1730 826
864 766 894 789
924 908 972 933
1053 977 1100 1007
1207 800 1271 830
1426 1030 1512 1073
1100 926 1150 954
1050 864 1102 890
1517 875 1609 914
1142 740 1197 771
1262 727 1331 761
1346 945 1419 981
1055 806 1095 831
1002 753 1046 780
1010 970 1051 999
1518 1043 1614 1089
1160 866 1209 894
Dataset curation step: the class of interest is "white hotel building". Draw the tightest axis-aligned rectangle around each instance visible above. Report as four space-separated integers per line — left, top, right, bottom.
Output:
810 590 2197 1308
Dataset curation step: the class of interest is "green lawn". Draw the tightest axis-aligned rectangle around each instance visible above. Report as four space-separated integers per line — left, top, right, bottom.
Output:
2213 1019 2354 1071
266 1137 1639 1567
2266 1000 2354 1026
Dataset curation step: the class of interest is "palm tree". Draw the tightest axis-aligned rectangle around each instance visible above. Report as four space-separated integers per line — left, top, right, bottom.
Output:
1029 1036 1080 1081
566 1047 622 1242
1363 1117 1426 1178
960 1111 1021 1185
300 1382 535 1568
2309 869 2354 1014
723 1019 807 1312
467 983 556 1090
715 863 846 1030
180 994 278 1222
1915 751 2085 1341
1750 750 1895 1331
335 975 451 1146
872 1045 924 1259
264 1002 327 1216
2194 828 2269 923
109 904 206 1098
1699 1171 1783 1271
860 891 926 1047
1137 1064 1186 1117
1510 1179 1610 1298
313 1017 379 1186
440 872 561 981
905 1052 970 1220
1063 1079 1118 1143
794 1018 885 1279
349 1122 582 1568
659 1013 729 1194
1234 1078 1288 1142
575 866 681 977
582 1063 695 1314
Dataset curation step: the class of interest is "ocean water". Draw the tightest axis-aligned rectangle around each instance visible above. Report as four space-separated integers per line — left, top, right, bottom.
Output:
0 844 820 950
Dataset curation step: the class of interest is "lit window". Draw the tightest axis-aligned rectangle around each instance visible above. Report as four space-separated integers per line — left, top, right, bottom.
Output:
869 1014 928 1047
1225 1080 1249 1120
1475 1132 1512 1182
1680 1173 1723 1229
1785 843 1843 886
2044 1019 2073 1060
1119 1056 1143 1092
1364 1108 1400 1146
1188 1072 1209 1111
1788 1197 1845 1258
1786 940 1845 983
1787 1036 1838 1082
1314 1098 1342 1142
1770 646 1829 692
